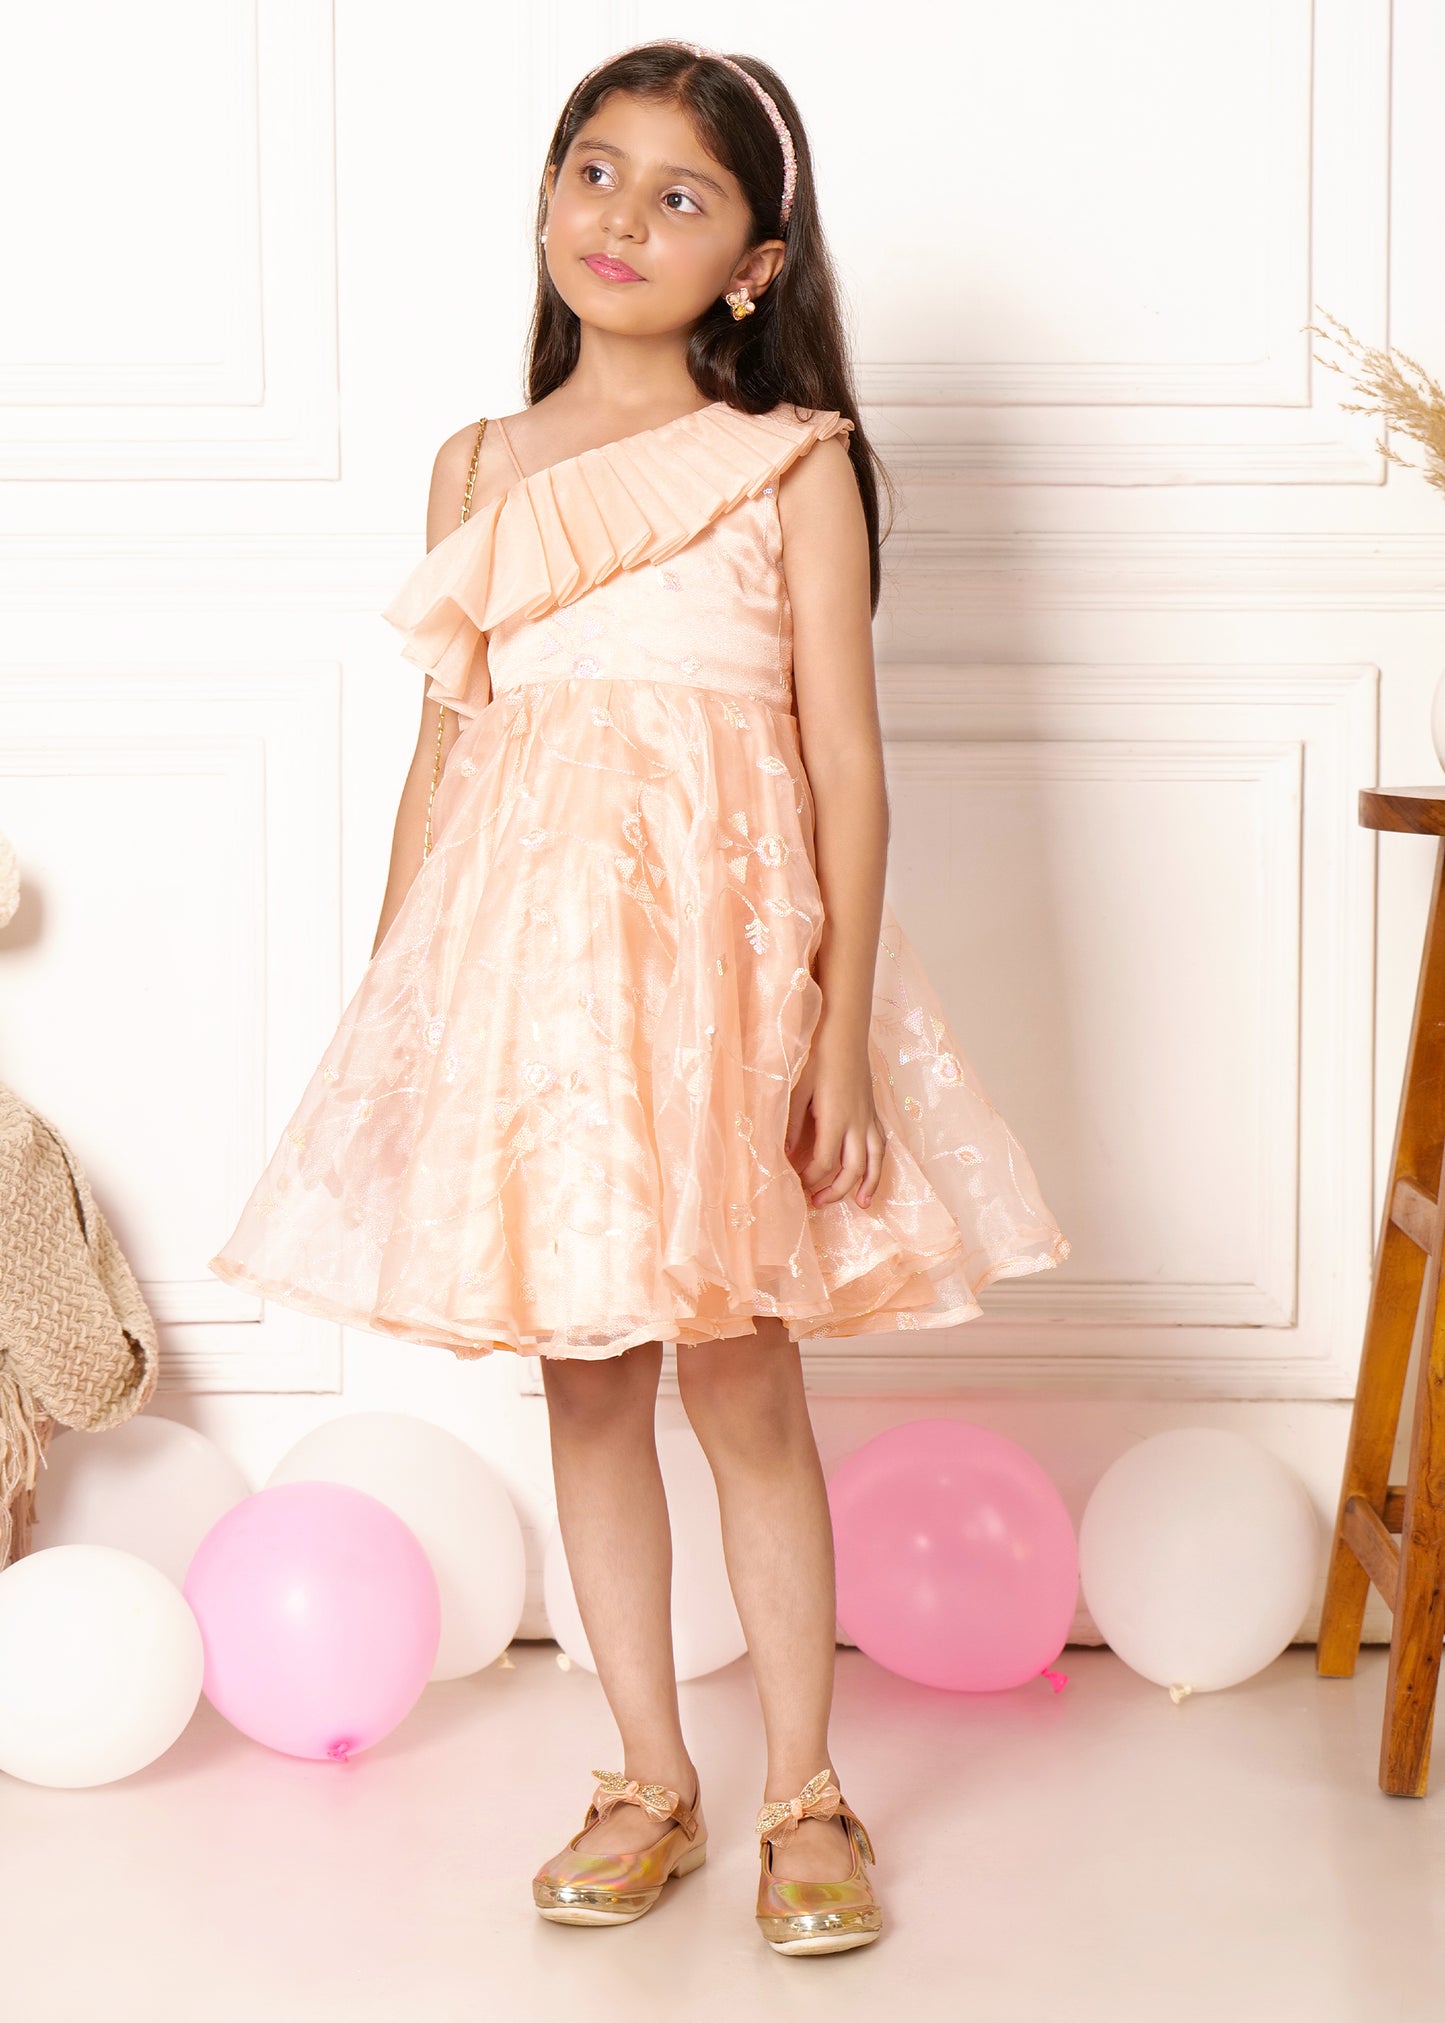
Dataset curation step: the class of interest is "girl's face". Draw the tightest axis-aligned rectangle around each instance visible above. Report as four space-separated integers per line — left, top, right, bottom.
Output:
544 90 784 335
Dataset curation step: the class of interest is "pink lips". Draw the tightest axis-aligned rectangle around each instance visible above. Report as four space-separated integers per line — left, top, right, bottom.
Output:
585 254 644 283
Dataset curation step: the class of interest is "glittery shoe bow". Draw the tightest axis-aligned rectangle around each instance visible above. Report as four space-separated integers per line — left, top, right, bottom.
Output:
755 1766 842 1847
590 1769 682 1825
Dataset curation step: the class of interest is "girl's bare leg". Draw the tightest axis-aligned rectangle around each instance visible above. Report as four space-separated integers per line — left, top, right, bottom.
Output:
675 1318 856 1882
540 1341 703 1855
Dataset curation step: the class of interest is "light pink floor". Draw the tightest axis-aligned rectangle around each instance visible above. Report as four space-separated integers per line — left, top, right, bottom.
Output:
1 1641 1436 2019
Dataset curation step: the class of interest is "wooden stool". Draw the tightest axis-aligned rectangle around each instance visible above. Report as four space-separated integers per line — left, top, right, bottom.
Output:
1318 786 1445 1796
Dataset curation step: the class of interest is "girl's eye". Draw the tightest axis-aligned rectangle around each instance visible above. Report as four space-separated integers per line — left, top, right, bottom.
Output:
577 162 702 214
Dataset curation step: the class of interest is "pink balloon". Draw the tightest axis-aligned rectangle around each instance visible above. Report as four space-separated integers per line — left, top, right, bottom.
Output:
828 1420 1077 1691
183 1481 441 1760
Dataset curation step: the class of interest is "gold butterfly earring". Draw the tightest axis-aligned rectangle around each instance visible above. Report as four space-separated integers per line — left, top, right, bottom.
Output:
725 286 755 321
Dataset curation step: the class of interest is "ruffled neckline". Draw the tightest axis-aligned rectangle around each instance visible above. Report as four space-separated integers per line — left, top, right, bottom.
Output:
380 399 856 715
493 398 730 497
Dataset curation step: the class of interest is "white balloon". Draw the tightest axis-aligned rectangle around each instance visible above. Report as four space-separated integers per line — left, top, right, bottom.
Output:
0 1545 204 1786
544 1424 746 1681
30 1417 250 1589
266 1412 525 1680
1079 1428 1320 1692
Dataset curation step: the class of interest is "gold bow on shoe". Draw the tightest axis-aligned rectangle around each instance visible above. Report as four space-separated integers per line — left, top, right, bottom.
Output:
590 1769 682 1825
755 1767 842 1847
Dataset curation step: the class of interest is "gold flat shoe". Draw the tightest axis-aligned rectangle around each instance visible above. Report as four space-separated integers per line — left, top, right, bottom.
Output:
533 1768 707 1925
755 1766 883 1955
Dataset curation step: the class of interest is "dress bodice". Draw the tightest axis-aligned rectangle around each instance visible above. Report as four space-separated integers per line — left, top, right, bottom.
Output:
486 487 792 711
381 399 856 723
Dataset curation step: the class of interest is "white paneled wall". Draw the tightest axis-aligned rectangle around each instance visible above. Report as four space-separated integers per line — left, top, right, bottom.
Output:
0 1 337 475
4 0 1444 1644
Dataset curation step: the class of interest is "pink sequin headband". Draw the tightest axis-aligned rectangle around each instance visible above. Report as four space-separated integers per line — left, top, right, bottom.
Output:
563 40 797 229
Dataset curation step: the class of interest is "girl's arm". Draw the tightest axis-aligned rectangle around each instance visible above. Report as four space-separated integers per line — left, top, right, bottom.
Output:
777 436 890 1209
782 434 890 1048
370 426 497 956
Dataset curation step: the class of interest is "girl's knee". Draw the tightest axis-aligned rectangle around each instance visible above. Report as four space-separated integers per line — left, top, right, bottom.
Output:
676 1333 806 1458
542 1341 662 1430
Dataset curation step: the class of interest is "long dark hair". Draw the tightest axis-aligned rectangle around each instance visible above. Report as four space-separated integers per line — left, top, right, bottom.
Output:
524 41 895 612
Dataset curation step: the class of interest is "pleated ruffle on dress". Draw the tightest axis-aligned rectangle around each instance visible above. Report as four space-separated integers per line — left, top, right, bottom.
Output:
207 399 1070 1358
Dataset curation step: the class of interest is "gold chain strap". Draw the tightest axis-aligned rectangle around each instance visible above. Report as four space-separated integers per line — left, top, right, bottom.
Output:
422 416 488 864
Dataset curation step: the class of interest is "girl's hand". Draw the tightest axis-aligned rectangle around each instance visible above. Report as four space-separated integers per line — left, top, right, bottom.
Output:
785 1021 886 1211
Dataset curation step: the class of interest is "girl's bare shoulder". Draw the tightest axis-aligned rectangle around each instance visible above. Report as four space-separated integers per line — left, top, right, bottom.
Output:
424 414 523 548
776 432 863 552
777 428 856 499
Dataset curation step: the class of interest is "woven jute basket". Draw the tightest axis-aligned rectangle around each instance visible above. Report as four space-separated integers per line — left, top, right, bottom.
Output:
0 1083 160 1567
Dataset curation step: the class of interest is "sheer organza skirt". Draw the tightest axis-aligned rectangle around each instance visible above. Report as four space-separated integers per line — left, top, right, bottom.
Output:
208 674 1068 1357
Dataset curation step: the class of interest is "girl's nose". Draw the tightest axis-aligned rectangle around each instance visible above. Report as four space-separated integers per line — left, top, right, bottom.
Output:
597 194 647 241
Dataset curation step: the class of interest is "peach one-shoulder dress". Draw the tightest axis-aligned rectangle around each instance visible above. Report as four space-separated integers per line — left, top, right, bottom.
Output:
207 399 1071 1360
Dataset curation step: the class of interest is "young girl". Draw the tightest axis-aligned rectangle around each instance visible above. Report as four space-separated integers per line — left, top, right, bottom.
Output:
209 39 1069 1957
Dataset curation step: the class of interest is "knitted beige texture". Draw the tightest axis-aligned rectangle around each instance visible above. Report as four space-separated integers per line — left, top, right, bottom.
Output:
0 1084 160 1566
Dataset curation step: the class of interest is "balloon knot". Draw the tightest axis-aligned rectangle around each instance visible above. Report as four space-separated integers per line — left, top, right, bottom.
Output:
1039 1666 1070 1693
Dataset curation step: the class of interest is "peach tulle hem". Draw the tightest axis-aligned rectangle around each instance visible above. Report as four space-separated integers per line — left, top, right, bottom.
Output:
206 1232 1072 1363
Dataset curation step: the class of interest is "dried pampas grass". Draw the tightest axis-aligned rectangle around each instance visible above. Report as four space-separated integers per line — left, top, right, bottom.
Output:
1304 306 1445 497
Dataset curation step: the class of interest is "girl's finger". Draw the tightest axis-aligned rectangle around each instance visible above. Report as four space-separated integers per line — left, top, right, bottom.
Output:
798 1129 843 1191
810 1132 865 1205
856 1125 886 1208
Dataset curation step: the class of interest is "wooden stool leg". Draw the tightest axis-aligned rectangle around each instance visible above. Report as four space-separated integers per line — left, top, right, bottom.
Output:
1318 838 1445 1693
1382 1232 1445 1795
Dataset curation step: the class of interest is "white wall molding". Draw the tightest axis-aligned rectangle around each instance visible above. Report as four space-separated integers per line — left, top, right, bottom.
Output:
1 667 345 1391
0 0 337 478
850 0 1393 485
